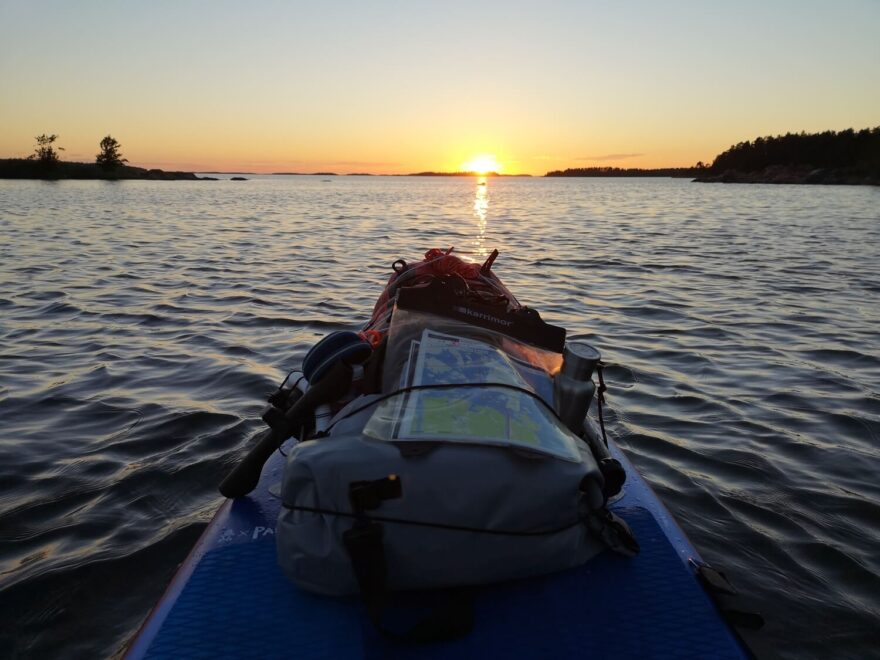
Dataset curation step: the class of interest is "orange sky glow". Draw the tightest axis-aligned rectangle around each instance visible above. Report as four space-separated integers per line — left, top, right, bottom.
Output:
1 2 877 175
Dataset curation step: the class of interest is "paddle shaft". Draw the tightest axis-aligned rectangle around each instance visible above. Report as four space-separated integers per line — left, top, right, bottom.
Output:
219 362 353 498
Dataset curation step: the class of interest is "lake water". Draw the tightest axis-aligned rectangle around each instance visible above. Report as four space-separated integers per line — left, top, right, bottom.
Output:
0 175 878 659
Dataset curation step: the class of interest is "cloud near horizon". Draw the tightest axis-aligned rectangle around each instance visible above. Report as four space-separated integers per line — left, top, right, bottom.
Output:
577 153 645 161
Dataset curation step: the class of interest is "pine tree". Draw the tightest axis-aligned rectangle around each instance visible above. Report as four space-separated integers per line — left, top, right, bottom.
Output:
96 135 128 169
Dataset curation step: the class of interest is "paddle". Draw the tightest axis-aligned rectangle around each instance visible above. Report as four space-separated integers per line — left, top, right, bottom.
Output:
219 361 353 498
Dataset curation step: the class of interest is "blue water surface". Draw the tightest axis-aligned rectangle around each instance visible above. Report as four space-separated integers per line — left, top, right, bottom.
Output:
0 176 878 659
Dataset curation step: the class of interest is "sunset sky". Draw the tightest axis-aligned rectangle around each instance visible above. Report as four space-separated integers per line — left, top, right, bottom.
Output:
1 0 878 174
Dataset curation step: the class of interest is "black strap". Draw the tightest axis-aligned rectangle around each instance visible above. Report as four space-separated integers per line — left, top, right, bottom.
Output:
596 362 609 448
342 477 474 643
343 520 388 616
286 503 584 537
396 278 566 352
585 509 640 557
361 337 387 394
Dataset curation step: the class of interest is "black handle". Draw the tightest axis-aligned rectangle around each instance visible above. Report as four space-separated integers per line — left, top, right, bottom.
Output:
582 425 612 462
219 429 285 498
218 361 354 499
582 423 625 499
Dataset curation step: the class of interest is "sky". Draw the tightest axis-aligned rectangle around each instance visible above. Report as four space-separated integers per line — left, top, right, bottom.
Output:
1 0 878 174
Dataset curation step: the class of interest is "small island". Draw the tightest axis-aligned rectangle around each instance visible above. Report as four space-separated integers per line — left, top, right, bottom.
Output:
0 134 207 181
0 158 205 180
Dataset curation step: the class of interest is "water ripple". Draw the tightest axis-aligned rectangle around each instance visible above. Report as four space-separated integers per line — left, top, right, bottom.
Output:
0 177 878 659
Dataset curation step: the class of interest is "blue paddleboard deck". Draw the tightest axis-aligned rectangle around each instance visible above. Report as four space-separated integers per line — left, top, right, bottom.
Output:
126 443 748 659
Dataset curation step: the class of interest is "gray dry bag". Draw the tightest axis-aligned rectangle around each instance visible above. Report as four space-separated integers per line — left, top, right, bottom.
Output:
276 305 636 600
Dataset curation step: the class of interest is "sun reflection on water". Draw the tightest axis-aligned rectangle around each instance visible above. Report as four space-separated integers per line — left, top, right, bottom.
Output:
471 176 489 257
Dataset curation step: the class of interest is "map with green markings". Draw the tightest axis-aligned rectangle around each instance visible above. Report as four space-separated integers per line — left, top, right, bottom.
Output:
397 330 580 461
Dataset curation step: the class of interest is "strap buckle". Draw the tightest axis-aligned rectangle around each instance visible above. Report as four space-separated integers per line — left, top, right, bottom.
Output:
349 475 402 514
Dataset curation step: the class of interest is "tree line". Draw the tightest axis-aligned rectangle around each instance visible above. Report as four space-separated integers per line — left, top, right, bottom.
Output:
545 166 707 177
28 133 128 169
545 127 879 178
709 127 880 174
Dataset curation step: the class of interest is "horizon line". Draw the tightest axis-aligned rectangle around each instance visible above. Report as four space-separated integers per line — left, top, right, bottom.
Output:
0 156 707 178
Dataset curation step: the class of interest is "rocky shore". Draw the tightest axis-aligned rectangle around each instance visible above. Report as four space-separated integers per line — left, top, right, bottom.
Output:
694 165 879 185
539 164 880 184
0 159 205 180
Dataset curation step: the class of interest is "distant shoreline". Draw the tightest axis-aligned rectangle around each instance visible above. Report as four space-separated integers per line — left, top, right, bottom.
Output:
0 162 538 179
546 165 878 185
545 167 703 178
404 171 532 177
3 150 876 186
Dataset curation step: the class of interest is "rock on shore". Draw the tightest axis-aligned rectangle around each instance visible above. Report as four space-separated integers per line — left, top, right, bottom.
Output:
694 165 878 185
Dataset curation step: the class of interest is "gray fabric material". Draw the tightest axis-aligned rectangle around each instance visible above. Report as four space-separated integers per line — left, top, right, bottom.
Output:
276 403 607 596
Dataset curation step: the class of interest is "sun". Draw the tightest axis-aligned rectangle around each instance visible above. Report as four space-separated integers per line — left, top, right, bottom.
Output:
462 154 502 175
